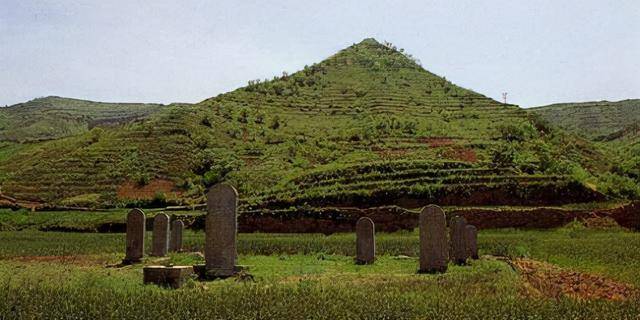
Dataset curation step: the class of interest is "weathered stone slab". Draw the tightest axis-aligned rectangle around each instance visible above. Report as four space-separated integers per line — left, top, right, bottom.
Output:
419 205 448 273
449 215 468 265
123 208 145 264
151 213 170 257
465 225 479 260
143 266 194 289
355 217 375 264
204 183 238 277
169 220 184 252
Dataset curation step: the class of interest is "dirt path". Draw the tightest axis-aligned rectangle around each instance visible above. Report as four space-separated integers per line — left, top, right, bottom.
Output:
509 258 638 301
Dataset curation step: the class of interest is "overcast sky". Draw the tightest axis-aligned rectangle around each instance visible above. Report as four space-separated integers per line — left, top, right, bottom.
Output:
1 0 639 107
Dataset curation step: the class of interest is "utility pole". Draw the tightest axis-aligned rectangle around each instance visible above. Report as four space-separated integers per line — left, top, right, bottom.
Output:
501 92 508 104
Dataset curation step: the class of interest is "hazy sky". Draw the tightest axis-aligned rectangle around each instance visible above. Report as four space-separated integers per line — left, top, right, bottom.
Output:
1 1 639 107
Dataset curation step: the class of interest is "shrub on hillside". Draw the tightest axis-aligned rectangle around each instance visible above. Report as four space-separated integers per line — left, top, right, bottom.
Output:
202 153 239 187
498 122 538 142
596 173 640 199
269 116 281 130
89 127 103 143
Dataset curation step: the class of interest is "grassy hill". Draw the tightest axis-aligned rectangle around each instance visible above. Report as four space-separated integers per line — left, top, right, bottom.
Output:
529 99 640 141
529 100 640 198
0 39 628 210
0 96 166 142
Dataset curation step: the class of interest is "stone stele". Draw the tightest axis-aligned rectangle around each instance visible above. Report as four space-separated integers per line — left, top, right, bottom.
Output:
169 220 184 252
419 205 448 273
204 183 239 278
465 224 479 260
449 215 468 265
123 208 145 264
355 217 375 264
151 213 170 257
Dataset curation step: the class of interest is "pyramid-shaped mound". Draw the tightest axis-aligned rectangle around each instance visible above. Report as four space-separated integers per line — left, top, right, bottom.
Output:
0 39 603 210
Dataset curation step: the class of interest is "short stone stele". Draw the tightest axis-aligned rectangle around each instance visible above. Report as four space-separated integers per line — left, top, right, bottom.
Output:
123 208 145 264
151 213 170 257
169 220 184 252
465 225 479 260
419 205 448 273
355 217 375 264
449 215 468 265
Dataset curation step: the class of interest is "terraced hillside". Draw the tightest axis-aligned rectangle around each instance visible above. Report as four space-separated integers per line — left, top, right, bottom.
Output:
0 96 166 142
0 39 613 210
529 100 640 199
0 104 199 207
529 99 640 141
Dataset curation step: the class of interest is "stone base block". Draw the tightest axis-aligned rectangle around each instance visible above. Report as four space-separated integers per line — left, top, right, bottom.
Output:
193 264 246 280
143 266 194 288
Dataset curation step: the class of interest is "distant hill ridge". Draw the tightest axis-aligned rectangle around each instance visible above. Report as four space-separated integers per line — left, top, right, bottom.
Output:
0 96 167 142
529 99 640 141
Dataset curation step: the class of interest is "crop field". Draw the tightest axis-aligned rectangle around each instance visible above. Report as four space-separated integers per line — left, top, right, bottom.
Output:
0 226 639 319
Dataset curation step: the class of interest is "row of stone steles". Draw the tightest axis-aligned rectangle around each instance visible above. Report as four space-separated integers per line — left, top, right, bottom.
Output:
125 183 479 288
355 205 479 272
139 183 242 288
121 209 184 265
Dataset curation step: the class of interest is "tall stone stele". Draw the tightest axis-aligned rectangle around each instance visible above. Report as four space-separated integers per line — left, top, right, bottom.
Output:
465 225 479 260
169 220 184 252
449 215 468 265
355 217 375 264
205 183 239 278
123 208 146 264
151 213 170 257
419 205 448 273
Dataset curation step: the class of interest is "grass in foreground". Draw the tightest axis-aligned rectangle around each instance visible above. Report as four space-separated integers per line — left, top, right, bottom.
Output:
0 228 639 319
1 255 638 319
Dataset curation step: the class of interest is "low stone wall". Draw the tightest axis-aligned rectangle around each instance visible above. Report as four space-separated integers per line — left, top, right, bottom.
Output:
36 202 640 234
232 202 640 233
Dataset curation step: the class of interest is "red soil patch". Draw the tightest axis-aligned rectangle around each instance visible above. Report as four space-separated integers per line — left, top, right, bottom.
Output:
582 215 624 230
117 179 180 200
442 146 478 163
511 259 638 301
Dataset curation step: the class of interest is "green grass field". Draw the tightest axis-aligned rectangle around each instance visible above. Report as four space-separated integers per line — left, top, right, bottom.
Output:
1 227 639 319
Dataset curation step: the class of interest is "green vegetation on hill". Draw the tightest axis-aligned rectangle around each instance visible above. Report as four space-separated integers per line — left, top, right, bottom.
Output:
0 103 198 206
1 39 633 208
0 96 167 142
529 100 640 198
